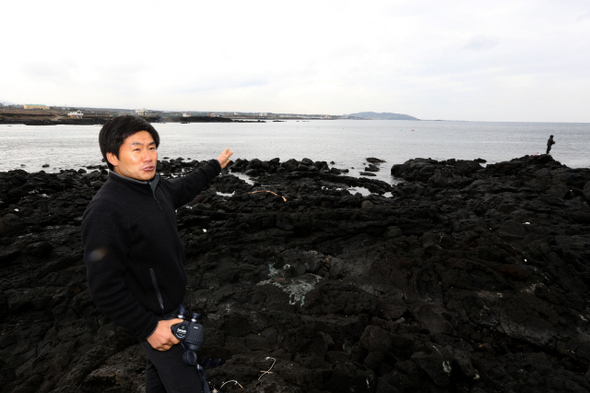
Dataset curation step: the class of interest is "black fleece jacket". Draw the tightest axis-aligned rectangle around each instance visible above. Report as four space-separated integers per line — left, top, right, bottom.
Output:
82 160 221 339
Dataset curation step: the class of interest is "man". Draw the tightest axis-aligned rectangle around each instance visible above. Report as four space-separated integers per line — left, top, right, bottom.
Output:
546 135 555 154
82 115 233 392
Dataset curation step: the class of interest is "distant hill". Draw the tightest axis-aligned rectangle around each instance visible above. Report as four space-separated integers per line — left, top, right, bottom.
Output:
347 111 419 120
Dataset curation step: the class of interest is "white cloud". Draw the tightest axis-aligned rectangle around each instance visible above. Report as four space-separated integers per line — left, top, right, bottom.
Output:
1 0 589 121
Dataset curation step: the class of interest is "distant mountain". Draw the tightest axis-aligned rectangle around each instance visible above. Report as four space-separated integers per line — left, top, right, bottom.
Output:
347 111 419 120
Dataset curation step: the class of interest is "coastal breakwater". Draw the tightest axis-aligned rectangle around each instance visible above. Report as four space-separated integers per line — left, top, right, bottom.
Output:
0 109 234 125
1 155 589 392
0 114 233 126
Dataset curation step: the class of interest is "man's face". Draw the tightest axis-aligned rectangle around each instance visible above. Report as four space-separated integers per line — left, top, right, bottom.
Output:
107 130 158 181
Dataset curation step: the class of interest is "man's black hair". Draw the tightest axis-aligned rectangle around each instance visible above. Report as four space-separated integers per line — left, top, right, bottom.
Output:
99 115 160 170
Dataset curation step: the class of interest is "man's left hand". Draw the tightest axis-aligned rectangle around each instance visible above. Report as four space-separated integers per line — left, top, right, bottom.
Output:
217 148 234 169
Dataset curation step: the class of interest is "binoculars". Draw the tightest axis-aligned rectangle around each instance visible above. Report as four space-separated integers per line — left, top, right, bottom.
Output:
171 305 204 366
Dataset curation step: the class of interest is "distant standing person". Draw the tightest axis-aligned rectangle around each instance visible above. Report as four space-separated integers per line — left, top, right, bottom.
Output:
546 135 555 154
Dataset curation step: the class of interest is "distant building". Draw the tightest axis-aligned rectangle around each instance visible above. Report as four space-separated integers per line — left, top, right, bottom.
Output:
24 104 50 110
68 110 84 118
136 108 148 116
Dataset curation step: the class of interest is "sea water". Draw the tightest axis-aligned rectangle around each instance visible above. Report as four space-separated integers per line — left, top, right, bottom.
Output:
0 120 588 184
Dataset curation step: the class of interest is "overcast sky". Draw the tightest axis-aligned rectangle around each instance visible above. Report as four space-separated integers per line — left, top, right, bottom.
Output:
2 0 589 122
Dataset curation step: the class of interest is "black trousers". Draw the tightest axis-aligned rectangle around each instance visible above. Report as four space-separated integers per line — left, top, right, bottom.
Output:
140 338 204 392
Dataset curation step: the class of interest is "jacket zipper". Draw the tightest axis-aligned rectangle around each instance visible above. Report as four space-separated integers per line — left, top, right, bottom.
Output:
148 179 163 211
150 268 165 313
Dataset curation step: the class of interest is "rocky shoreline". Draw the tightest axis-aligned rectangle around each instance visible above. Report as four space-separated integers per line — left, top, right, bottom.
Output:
1 155 590 393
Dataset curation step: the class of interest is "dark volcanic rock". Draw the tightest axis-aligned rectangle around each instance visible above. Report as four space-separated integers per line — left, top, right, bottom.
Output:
1 155 590 393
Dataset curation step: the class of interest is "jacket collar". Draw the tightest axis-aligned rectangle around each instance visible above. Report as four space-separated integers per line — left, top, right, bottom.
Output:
109 171 160 193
